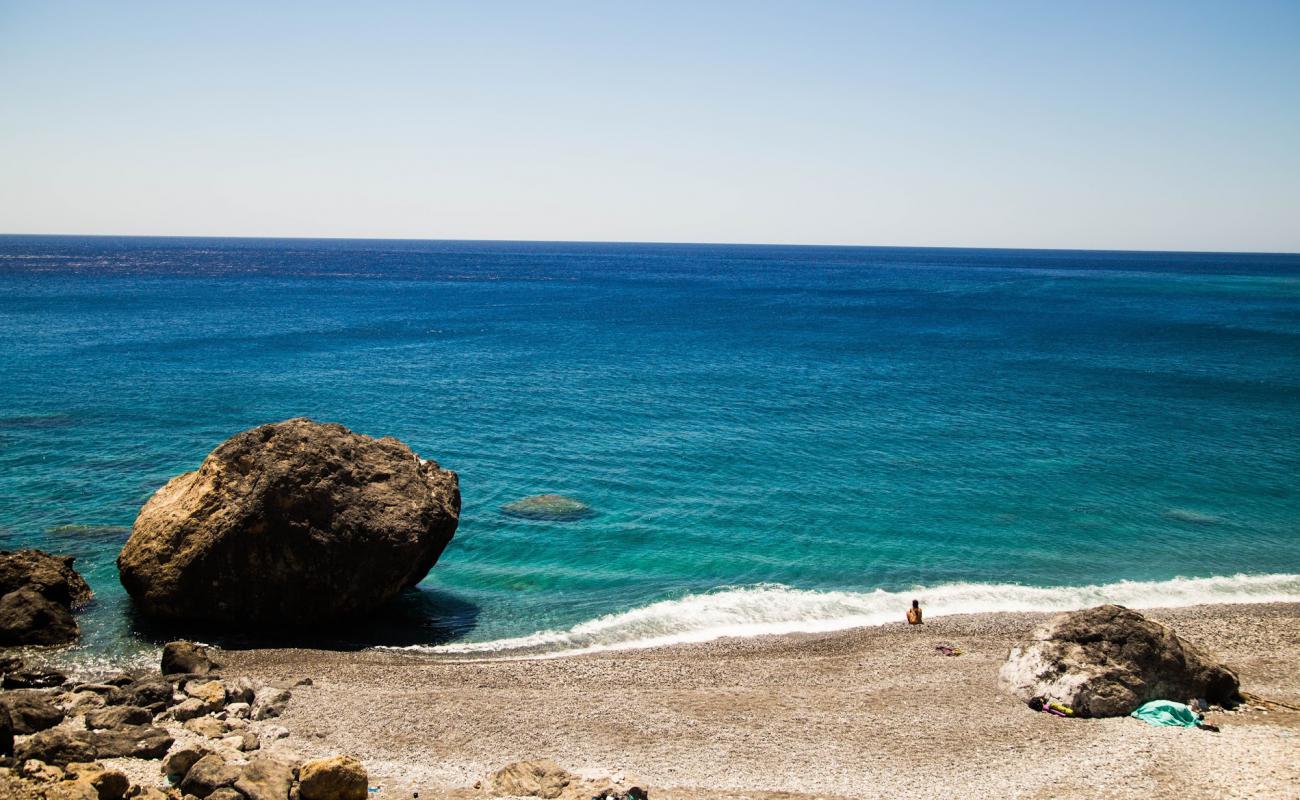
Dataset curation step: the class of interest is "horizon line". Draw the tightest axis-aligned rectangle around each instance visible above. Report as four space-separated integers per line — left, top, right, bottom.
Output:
1 231 1297 258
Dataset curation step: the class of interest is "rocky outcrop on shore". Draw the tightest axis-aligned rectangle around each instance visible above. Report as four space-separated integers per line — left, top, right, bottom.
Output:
118 418 461 626
999 604 1241 717
0 641 368 800
0 549 93 646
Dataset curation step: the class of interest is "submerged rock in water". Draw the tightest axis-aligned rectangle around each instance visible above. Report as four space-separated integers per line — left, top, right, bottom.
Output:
501 494 593 521
998 604 1240 717
0 549 93 646
45 524 133 539
1163 508 1221 525
118 418 460 626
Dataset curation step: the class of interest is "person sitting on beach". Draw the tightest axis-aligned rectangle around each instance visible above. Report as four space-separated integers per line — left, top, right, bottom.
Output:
906 599 923 625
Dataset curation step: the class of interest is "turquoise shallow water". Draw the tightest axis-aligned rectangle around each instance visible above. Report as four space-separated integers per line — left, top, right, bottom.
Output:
1 236 1298 663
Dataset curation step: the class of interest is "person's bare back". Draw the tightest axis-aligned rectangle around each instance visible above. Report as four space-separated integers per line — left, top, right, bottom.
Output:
907 599 923 624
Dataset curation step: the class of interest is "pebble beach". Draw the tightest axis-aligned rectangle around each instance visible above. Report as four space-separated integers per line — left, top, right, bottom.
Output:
210 602 1300 800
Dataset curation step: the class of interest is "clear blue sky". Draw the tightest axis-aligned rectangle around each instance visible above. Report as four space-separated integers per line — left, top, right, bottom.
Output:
2 1 1298 251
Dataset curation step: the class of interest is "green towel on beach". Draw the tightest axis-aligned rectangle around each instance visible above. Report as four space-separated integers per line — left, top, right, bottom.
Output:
1131 700 1201 728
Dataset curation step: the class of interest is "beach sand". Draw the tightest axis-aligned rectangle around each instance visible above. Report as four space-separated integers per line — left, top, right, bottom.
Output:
218 602 1300 800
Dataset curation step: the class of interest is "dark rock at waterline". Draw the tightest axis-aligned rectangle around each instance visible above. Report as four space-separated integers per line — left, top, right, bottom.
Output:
999 604 1240 717
118 418 460 626
501 494 594 521
0 549 92 645
162 640 218 676
0 589 79 646
2 666 67 689
0 549 92 607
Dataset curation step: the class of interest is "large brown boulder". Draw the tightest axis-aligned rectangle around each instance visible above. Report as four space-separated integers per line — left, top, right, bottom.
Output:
998 604 1240 717
117 418 460 625
0 549 93 645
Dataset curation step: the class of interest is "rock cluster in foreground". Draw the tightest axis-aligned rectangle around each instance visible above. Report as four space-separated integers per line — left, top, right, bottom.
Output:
0 639 652 800
999 604 1240 717
0 641 371 800
118 418 461 626
0 550 93 647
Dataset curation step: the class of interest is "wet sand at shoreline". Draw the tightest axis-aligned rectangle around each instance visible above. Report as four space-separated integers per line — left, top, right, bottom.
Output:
215 602 1300 799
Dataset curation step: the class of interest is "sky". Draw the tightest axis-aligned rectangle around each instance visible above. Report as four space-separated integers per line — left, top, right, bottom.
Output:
1 1 1298 251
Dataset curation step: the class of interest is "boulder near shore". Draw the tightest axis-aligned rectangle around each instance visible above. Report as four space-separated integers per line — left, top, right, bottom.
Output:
999 604 1240 717
0 549 93 646
118 418 460 626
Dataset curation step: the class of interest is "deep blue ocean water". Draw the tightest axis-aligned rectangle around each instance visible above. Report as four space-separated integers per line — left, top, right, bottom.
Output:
2 236 1298 663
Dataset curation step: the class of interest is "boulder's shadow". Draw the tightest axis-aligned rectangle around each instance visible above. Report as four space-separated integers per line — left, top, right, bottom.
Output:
126 587 479 651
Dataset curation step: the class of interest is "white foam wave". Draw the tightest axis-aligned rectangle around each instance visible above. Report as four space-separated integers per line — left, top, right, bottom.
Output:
396 573 1300 659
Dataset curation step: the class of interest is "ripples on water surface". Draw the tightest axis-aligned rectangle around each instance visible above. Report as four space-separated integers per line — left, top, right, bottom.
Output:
1 237 1298 661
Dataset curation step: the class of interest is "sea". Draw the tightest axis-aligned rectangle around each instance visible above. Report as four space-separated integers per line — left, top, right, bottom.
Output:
2 235 1298 668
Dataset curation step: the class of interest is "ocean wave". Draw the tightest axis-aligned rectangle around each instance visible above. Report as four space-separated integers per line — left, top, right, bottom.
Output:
398 573 1300 659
